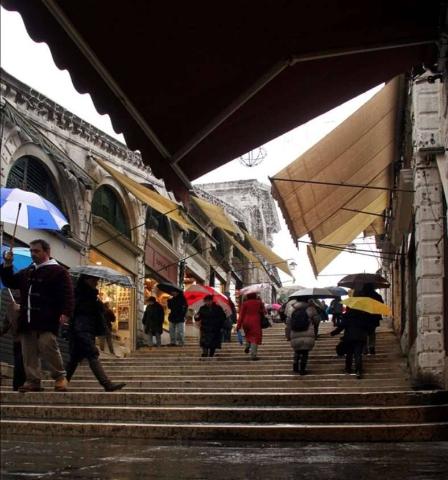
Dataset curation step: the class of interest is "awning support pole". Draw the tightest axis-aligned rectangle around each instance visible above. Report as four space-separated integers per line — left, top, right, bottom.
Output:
340 207 389 218
269 176 414 193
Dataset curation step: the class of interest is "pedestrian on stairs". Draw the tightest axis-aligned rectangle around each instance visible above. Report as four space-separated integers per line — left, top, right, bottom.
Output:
356 283 383 355
142 296 164 347
167 291 188 346
65 275 126 392
330 308 370 379
0 240 74 393
99 302 116 355
285 300 318 375
195 295 226 357
236 293 265 361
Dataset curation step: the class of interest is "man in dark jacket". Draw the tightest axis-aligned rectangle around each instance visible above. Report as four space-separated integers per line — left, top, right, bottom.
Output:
357 283 383 355
331 308 370 379
167 291 187 346
195 295 226 357
0 239 74 392
142 296 165 347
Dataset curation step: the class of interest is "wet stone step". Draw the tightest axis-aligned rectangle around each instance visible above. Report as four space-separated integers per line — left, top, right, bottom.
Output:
2 390 445 406
2 419 447 441
3 404 446 424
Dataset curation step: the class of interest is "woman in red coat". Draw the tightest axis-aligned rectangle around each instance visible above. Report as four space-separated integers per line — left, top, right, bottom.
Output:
236 293 265 360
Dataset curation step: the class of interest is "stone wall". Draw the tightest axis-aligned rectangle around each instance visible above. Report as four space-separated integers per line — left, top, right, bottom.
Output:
413 155 445 387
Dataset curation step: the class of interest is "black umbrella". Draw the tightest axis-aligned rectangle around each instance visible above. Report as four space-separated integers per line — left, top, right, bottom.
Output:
338 273 390 289
156 282 183 294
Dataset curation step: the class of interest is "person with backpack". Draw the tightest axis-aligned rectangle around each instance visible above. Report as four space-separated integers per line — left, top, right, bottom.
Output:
285 300 320 375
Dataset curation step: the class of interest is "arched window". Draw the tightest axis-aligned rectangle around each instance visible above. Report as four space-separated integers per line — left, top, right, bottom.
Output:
212 228 226 259
92 186 130 238
6 156 64 213
146 207 173 244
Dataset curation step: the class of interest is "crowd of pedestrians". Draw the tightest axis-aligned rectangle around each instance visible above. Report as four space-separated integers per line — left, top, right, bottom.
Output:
0 238 385 392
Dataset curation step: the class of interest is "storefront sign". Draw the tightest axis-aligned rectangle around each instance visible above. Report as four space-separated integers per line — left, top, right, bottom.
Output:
145 247 178 284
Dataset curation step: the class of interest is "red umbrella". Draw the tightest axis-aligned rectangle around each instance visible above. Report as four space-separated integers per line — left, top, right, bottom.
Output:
184 285 231 316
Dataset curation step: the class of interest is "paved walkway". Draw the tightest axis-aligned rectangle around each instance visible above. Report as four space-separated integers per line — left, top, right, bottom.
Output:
1 435 448 479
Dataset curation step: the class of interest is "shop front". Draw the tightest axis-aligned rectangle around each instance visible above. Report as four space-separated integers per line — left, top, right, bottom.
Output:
88 249 136 354
90 216 142 353
144 239 180 330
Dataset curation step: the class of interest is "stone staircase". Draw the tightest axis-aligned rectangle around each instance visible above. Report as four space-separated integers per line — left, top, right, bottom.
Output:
1 323 447 441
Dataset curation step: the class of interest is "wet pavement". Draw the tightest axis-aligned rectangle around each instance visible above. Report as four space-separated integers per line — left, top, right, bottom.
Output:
1 435 447 479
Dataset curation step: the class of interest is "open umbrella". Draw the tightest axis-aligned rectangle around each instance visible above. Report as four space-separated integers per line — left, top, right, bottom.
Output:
325 286 348 297
156 282 183 295
70 265 134 288
0 246 32 289
1 188 69 248
184 284 231 316
239 283 271 296
267 303 282 311
289 287 340 300
338 273 390 289
0 246 32 272
342 297 391 316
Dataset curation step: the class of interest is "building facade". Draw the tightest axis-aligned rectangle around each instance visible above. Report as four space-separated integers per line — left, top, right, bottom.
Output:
0 69 283 353
382 70 448 389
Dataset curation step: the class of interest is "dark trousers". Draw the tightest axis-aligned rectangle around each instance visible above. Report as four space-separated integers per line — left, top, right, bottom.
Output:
293 349 309 372
202 347 216 357
13 340 26 391
345 341 364 374
221 328 232 343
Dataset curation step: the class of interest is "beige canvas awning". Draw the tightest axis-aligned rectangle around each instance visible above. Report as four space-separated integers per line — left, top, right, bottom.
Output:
223 231 265 273
245 232 293 277
94 157 200 233
307 193 388 275
310 167 390 242
271 77 400 241
191 197 242 235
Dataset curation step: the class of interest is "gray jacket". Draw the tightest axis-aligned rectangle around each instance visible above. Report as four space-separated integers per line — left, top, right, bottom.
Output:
285 301 319 351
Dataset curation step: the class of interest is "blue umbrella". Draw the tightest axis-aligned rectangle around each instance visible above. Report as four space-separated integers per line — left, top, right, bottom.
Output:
325 286 348 297
0 246 32 288
1 188 68 231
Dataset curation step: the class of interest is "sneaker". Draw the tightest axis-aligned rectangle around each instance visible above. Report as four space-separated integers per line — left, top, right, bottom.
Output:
104 382 126 392
54 377 68 392
244 346 250 354
18 382 44 393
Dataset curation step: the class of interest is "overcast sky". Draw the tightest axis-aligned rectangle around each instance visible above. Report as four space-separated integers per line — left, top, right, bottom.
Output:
1 7 383 288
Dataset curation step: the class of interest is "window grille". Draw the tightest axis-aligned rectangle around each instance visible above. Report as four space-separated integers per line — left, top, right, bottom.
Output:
6 156 64 213
92 186 130 238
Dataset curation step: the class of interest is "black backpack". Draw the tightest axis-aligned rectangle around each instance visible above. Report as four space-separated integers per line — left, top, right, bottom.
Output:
290 307 310 332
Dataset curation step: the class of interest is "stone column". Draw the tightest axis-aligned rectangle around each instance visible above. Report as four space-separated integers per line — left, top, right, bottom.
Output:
414 154 445 388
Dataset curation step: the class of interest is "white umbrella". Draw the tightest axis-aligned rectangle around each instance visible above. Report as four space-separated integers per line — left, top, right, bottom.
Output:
1 188 69 249
239 283 271 296
289 287 340 299
70 265 134 288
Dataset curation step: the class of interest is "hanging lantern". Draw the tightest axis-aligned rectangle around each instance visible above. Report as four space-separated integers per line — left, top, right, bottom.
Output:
239 147 267 167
